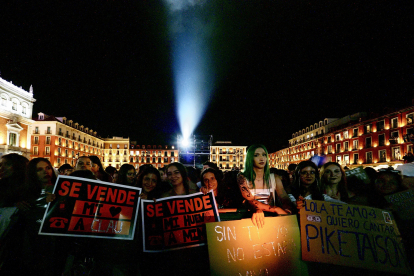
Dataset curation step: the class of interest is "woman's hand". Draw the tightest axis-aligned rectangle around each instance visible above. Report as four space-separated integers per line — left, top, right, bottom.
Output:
200 186 209 195
296 196 305 211
251 210 265 229
46 193 56 203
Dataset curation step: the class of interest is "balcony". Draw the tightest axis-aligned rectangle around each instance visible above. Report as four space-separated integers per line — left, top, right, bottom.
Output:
33 130 39 134
45 130 52 134
58 132 63 136
43 151 51 156
66 134 70 138
32 150 39 155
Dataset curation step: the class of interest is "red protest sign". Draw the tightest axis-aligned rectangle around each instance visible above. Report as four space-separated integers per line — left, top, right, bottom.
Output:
141 191 220 252
39 175 141 240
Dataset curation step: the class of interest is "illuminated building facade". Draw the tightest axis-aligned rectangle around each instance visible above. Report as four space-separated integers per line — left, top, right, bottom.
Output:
31 113 105 168
0 77 35 158
102 137 130 170
128 143 178 169
210 142 247 171
270 106 414 170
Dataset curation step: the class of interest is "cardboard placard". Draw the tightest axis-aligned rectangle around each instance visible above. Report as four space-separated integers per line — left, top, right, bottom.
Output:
385 189 414 220
345 167 370 184
206 216 306 276
39 175 141 240
141 191 220 252
300 200 411 275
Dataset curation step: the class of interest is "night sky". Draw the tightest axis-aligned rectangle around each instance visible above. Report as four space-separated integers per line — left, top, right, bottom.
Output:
1 1 413 152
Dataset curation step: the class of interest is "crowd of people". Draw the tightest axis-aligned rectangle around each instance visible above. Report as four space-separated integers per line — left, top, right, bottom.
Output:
0 144 413 275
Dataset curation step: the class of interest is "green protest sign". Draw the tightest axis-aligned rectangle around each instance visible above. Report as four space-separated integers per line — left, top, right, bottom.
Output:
206 216 306 276
345 167 370 184
300 200 411 275
386 189 414 220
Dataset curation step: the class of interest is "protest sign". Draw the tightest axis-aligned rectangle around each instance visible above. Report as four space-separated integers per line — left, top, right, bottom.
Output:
206 216 306 276
386 189 414 220
345 167 370 184
300 200 411 275
39 175 141 240
141 191 220 252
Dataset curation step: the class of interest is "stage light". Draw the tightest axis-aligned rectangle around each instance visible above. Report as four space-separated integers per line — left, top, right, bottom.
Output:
181 137 190 148
164 0 215 140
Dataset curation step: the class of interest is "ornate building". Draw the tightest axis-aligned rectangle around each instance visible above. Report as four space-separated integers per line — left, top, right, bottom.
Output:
128 143 178 169
0 77 35 158
210 142 246 171
102 137 130 170
270 105 414 170
31 113 105 168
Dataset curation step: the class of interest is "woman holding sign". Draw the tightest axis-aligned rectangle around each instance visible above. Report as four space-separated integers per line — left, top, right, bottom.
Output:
162 162 198 197
291 161 344 210
238 144 292 228
320 162 353 202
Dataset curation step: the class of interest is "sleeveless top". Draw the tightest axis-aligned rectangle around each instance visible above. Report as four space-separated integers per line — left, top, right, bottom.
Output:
246 174 281 207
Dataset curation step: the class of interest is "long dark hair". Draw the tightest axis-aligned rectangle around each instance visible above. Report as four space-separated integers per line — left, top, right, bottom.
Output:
26 158 57 198
117 164 136 186
137 166 162 199
0 153 29 206
320 162 349 201
166 162 189 194
291 160 324 200
242 144 270 187
89 156 112 182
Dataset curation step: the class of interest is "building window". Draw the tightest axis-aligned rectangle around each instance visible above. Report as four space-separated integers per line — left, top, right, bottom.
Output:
45 147 50 155
327 145 332 154
8 133 17 146
1 96 6 106
352 140 359 150
33 146 38 155
408 145 413 154
344 155 349 165
392 147 400 161
407 113 414 125
366 152 373 164
390 131 399 144
379 150 386 162
34 136 39 144
47 127 51 134
343 131 348 139
335 134 341 141
391 117 398 129
344 141 349 151
327 137 331 143
378 134 385 146
336 155 341 163
12 102 17 111
365 137 372 148
353 153 359 164
364 124 372 134
336 143 341 153
376 120 385 132
22 106 26 115
353 128 358 137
